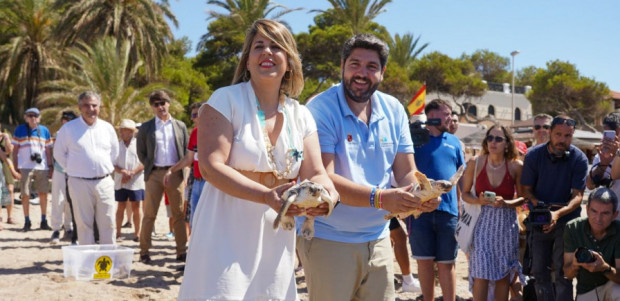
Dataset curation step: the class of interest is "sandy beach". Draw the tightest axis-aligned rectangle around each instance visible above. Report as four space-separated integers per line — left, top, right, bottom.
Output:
0 197 474 300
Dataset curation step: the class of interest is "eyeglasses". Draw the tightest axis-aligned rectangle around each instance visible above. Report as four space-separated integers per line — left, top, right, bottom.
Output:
151 101 167 108
191 113 198 118
551 117 576 127
534 124 550 130
26 114 39 118
486 135 506 143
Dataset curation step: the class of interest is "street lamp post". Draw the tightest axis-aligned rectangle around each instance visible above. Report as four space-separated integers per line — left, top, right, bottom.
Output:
510 50 520 125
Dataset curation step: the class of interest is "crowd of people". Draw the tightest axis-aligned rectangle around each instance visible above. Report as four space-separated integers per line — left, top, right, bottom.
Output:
1 18 620 301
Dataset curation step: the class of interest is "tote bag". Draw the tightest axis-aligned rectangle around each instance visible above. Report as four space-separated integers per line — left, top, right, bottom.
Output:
455 156 482 253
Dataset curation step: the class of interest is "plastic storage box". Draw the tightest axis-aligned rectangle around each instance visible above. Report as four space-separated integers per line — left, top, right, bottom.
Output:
62 245 134 280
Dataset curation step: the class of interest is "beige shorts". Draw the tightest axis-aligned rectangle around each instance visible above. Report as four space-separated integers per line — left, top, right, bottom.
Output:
296 236 395 301
19 169 49 196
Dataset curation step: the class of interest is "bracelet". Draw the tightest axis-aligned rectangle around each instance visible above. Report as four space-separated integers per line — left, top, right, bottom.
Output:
378 189 384 209
369 187 376 208
375 189 382 208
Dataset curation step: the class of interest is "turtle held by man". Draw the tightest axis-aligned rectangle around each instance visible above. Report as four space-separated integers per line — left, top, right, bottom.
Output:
384 165 465 220
273 180 335 240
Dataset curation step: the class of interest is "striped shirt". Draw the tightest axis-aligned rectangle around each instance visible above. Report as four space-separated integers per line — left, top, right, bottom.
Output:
12 124 52 170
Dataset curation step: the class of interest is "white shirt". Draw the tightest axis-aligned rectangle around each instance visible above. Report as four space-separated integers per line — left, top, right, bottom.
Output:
153 116 178 166
54 117 119 178
113 137 144 190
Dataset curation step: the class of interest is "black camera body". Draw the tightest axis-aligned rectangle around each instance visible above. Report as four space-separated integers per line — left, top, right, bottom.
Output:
528 204 552 225
30 152 42 164
575 247 596 263
410 118 441 147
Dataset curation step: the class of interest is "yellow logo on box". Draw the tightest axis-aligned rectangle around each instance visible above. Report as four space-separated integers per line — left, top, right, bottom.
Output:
94 255 112 279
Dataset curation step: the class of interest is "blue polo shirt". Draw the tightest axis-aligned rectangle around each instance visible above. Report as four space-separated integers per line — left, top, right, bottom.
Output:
521 143 588 223
413 132 464 216
304 83 414 243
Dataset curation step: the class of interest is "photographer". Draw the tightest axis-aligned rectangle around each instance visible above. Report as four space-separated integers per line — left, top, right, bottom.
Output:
564 187 620 300
521 115 589 300
587 113 620 200
12 107 54 232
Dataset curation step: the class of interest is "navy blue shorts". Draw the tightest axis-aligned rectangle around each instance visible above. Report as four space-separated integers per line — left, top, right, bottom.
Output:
115 189 145 202
408 210 458 263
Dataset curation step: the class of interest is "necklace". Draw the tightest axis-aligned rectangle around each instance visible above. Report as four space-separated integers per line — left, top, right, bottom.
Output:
487 157 505 171
256 96 303 179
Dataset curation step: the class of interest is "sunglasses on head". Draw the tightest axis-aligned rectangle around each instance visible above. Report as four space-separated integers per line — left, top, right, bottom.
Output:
534 124 550 130
151 101 167 108
551 117 576 127
486 135 506 143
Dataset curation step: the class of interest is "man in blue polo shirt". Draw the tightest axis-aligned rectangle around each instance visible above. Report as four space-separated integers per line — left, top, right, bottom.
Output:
409 98 464 301
522 115 588 301
301 33 438 300
12 107 54 231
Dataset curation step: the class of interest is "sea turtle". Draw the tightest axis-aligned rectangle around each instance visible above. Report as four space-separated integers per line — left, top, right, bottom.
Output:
384 165 465 220
273 180 334 240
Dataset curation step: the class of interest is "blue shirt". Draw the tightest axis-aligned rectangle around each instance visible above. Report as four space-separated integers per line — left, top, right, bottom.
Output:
304 83 414 243
12 124 52 170
413 132 464 216
521 143 588 223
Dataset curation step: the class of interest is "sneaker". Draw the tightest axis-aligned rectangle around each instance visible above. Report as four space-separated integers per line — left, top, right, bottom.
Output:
402 277 422 293
40 220 52 230
166 232 175 238
23 220 31 232
50 231 60 245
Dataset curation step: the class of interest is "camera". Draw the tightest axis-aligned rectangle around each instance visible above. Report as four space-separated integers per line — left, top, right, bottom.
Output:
528 203 552 225
410 118 441 147
575 247 596 263
30 152 42 164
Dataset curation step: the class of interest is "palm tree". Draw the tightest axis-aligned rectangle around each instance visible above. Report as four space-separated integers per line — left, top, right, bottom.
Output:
312 0 392 35
54 0 177 78
0 0 60 124
388 33 429 68
38 37 164 127
198 0 300 51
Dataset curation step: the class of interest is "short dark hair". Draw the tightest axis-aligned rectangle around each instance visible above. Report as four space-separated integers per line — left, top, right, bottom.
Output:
603 112 620 131
588 187 618 213
61 110 77 121
425 99 452 115
149 90 171 104
342 34 389 69
189 102 204 111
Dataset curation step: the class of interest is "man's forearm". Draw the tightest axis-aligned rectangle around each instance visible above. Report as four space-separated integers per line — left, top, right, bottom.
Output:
556 191 583 218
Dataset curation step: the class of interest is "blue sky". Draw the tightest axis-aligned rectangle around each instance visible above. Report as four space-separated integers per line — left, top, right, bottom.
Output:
169 0 620 91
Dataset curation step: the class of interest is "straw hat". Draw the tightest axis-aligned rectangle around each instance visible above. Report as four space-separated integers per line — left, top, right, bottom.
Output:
118 119 138 132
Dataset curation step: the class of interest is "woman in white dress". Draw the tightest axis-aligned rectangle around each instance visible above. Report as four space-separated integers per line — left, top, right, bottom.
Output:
178 19 338 301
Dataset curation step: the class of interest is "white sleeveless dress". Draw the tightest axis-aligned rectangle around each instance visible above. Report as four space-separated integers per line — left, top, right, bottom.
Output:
178 82 315 301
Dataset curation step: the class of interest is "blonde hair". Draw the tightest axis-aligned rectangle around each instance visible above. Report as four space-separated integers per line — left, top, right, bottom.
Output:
232 19 304 98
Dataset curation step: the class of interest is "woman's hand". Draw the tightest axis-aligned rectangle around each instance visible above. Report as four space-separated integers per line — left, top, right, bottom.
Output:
264 181 296 213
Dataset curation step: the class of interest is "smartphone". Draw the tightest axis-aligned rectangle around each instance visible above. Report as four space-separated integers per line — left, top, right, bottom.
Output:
604 130 616 140
483 191 496 202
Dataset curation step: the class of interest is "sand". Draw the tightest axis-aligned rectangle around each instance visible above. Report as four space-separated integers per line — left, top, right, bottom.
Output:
0 198 474 301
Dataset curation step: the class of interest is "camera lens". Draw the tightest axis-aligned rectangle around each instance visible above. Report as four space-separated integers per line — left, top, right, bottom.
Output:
575 247 595 263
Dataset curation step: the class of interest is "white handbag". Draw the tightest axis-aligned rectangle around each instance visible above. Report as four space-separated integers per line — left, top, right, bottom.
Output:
455 156 482 253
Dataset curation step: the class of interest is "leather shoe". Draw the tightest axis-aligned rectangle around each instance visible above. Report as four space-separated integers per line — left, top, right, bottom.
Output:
139 254 152 264
176 253 187 262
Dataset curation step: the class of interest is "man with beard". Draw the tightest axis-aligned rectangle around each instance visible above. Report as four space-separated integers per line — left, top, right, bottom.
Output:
521 115 588 300
407 98 465 301
302 34 438 300
533 113 553 146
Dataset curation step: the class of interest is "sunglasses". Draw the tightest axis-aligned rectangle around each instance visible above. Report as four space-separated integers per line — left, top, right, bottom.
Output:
486 135 506 143
191 113 198 118
151 101 167 108
26 114 39 118
551 117 576 127
534 124 550 130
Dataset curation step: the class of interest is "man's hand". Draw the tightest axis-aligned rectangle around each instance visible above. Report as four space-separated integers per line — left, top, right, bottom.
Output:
542 210 560 233
576 251 609 273
419 197 440 212
380 186 422 213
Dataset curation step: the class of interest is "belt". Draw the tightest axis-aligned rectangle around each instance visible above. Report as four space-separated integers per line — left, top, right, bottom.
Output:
235 169 292 189
152 165 172 170
75 174 110 181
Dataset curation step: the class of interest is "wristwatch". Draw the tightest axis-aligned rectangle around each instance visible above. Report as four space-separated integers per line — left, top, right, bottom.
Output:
603 265 613 275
